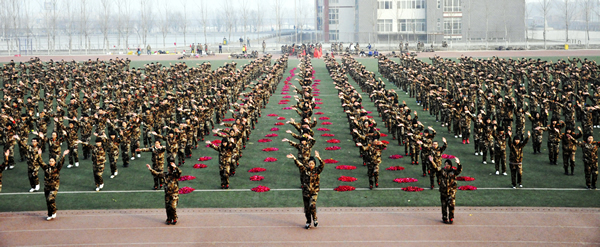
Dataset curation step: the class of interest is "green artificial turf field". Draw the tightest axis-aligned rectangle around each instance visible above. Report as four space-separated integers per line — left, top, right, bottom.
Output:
1 56 599 213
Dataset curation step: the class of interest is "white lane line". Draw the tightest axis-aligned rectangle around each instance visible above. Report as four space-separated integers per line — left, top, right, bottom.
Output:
2 224 598 233
0 187 592 196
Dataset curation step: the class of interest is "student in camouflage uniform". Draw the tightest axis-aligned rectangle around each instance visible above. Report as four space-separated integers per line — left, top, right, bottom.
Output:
0 150 9 192
15 134 43 192
147 162 181 225
493 126 508 176
429 138 448 189
357 140 387 189
79 135 108 191
561 127 582 175
419 127 437 177
206 137 237 189
287 151 325 229
507 131 530 189
62 118 80 168
573 135 600 190
433 157 461 224
40 149 70 220
137 140 167 190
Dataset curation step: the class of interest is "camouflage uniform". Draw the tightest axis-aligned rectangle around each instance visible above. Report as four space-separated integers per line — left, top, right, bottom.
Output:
149 165 181 224
507 135 530 187
139 146 167 189
429 141 448 188
561 131 582 175
208 143 237 188
40 154 66 217
291 156 325 226
359 143 387 188
84 141 107 189
493 131 508 174
576 139 600 189
439 162 462 222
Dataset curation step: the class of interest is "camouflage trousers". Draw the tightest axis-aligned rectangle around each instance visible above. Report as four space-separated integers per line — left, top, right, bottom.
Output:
367 163 380 187
548 142 560 164
461 126 471 141
494 149 507 173
420 154 430 175
27 165 40 188
68 145 79 165
165 193 179 222
93 164 105 187
120 142 130 167
0 171 3 192
108 153 119 176
562 150 576 171
44 186 59 217
302 193 318 224
532 135 542 153
152 166 165 189
409 144 420 164
510 162 523 187
440 190 456 221
481 142 494 162
130 139 141 157
82 135 91 159
143 129 153 147
219 163 231 187
584 163 598 187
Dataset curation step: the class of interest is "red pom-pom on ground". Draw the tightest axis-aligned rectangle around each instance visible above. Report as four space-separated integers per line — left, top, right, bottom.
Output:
389 154 404 159
263 157 278 162
335 165 356 170
381 140 390 145
275 122 285 126
250 175 265 181
270 128 280 131
338 176 357 182
315 112 324 115
401 186 424 192
325 146 341 151
179 175 196 181
456 176 476 181
248 167 267 173
251 185 271 192
334 185 356 192
277 117 286 120
321 122 332 125
441 154 456 159
458 185 478 190
262 147 279 152
267 114 278 117
198 156 212 161
193 164 207 169
324 159 339 164
258 139 273 143
317 128 330 131
380 133 388 137
393 178 418 183
386 166 405 171
179 187 195 194
222 118 235 122
319 117 330 120
321 133 335 137
326 139 340 143
265 133 279 137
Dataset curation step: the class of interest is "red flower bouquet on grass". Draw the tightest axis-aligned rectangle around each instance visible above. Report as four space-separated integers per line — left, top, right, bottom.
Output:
324 159 339 164
366 111 372 114
402 186 424 192
441 154 456 159
326 139 340 143
386 166 405 171
456 176 476 181
315 79 321 82
270 128 280 131
250 175 265 181
179 175 196 181
381 140 390 145
458 185 478 190
315 106 321 109
281 92 289 95
277 117 286 120
380 133 388 137
275 122 285 126
334 185 355 192
282 107 293 110
262 147 279 152
335 165 356 170
315 112 324 115
267 114 278 117
248 167 267 173
265 133 279 137
193 164 207 169
263 157 278 162
393 178 418 183
317 128 330 131
338 176 357 182
315 102 323 105
366 115 373 119
389 154 404 159
325 146 341 151
321 122 332 125
319 117 330 120
258 139 273 143
251 185 271 192
283 95 292 98
321 133 335 137
198 156 212 161
179 187 195 194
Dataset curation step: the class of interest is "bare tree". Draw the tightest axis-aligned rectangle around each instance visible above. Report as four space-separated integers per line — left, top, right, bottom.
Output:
122 1 132 51
198 0 209 44
159 0 170 49
485 0 489 49
64 0 75 54
117 0 125 53
80 0 90 54
538 0 551 49
179 0 188 46
255 0 263 42
22 0 35 54
275 0 282 42
8 0 21 55
139 0 152 49
0 1 8 55
563 0 576 43
582 0 593 48
99 0 112 53
241 0 249 44
223 0 234 43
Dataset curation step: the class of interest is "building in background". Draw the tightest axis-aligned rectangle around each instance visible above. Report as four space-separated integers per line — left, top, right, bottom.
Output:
316 0 526 44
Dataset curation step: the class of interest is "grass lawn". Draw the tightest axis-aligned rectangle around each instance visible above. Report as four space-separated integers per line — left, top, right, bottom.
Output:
0 56 598 212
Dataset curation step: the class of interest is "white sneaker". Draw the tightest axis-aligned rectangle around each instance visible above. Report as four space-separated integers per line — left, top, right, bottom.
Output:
137 154 141 158
454 135 458 138
99 184 104 189
46 216 53 221
95 187 100 192
67 164 73 168
131 157 135 160
9 166 14 169
482 161 487 164
480 152 483 155
491 160 495 164
52 213 56 219
114 171 118 176
29 188 35 193
459 134 462 138
35 184 39 191
75 162 79 167
475 152 479 156
519 184 523 188
110 175 115 179
512 186 516 189
503 172 507 176
495 171 499 175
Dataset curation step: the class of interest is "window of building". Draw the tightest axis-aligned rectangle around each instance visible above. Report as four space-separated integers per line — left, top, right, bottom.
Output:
437 0 441 8
397 0 425 9
443 0 461 12
378 1 393 9
437 18 441 31
444 17 462 35
329 30 339 41
328 8 339 25
330 0 339 4
397 19 426 32
378 19 393 32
